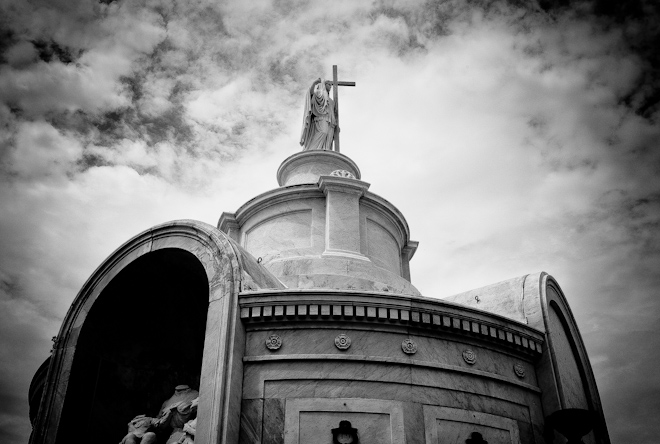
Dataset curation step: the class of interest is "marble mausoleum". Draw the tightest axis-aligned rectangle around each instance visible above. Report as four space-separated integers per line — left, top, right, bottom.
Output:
28 75 609 444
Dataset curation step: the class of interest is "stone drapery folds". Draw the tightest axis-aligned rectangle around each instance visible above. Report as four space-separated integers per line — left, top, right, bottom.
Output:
300 78 336 151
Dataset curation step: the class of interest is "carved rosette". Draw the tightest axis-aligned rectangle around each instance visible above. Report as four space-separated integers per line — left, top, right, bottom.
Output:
513 363 526 378
330 169 356 179
334 334 352 350
401 339 417 355
462 349 477 365
265 334 282 351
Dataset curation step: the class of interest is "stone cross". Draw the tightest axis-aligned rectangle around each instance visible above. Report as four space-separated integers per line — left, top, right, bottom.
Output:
331 65 356 153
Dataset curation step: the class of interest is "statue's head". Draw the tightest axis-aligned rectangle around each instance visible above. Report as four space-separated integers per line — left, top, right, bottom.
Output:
324 80 332 92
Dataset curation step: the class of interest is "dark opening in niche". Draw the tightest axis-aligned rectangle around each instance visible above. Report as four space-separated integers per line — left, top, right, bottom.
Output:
57 248 209 444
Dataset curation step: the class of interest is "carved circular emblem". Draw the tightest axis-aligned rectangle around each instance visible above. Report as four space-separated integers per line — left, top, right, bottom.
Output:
330 169 356 179
401 339 417 355
335 334 352 350
513 363 526 378
265 334 282 351
462 349 477 365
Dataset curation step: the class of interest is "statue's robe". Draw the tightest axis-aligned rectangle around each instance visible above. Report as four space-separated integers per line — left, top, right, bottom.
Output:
180 418 196 444
300 82 336 151
155 388 198 444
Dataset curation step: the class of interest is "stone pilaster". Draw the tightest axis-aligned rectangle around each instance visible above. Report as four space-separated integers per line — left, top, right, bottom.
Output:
317 175 370 260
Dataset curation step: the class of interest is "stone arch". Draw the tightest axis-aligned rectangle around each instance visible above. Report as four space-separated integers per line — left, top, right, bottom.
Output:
543 277 598 411
31 220 249 444
538 274 610 443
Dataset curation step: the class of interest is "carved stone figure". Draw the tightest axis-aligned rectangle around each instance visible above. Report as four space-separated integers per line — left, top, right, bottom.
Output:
300 78 336 151
178 417 196 444
119 385 199 444
120 415 157 444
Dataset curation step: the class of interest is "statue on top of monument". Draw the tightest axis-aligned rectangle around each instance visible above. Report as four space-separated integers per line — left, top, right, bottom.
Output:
299 66 355 153
119 384 199 444
300 78 337 151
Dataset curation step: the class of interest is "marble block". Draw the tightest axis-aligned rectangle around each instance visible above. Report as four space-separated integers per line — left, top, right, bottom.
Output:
284 398 405 444
423 406 521 444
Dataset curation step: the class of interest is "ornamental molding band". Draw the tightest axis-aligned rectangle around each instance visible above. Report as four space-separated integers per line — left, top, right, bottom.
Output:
335 334 352 350
266 334 282 351
463 349 477 365
330 169 356 179
513 363 525 378
401 338 417 354
239 293 544 356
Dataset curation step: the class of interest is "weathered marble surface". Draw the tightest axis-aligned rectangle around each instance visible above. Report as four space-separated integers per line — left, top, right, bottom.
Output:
266 255 421 295
318 175 369 256
243 328 538 387
263 398 285 444
242 360 539 404
239 399 262 444
423 406 520 444
548 303 590 410
442 274 606 433
236 197 327 261
245 210 313 255
239 290 545 356
299 412 390 444
441 275 529 323
218 182 421 294
218 150 421 295
284 398 405 444
365 218 401 275
239 296 548 444
239 371 543 443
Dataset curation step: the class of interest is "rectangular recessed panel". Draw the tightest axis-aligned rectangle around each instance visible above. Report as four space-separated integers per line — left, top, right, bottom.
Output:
435 419 513 444
299 412 391 444
285 398 405 444
245 210 312 255
423 406 520 444
365 218 401 275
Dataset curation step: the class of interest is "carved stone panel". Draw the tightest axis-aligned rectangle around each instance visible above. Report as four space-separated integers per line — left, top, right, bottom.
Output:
284 398 405 444
422 406 520 444
330 169 356 179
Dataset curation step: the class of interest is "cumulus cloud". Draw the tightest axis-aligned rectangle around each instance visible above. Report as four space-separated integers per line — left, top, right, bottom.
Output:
0 0 659 442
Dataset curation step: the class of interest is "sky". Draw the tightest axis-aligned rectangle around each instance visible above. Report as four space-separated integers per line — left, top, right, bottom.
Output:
0 0 659 442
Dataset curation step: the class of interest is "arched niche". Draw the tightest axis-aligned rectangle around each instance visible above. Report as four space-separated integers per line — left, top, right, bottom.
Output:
56 248 208 444
547 298 591 411
31 220 271 444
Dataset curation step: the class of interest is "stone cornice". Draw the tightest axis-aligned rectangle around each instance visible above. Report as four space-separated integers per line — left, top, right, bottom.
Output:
229 185 323 226
239 289 544 356
318 176 370 196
